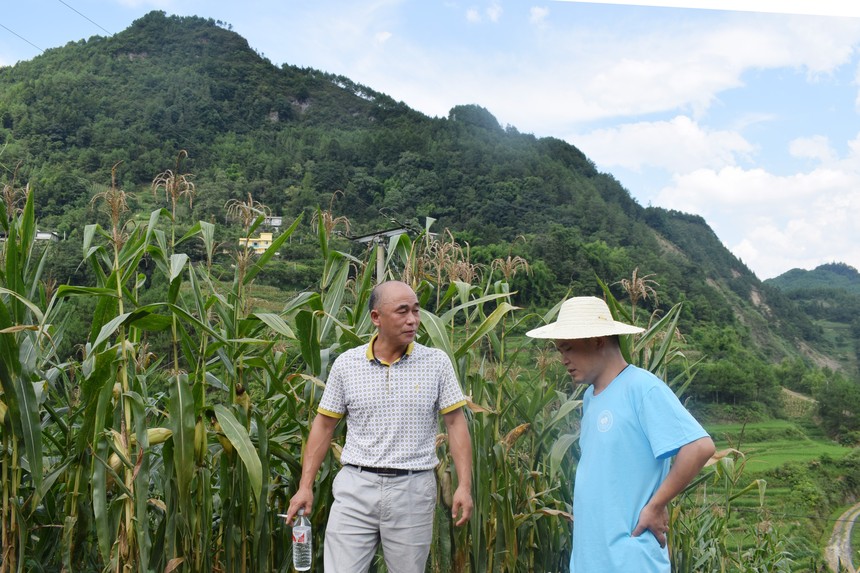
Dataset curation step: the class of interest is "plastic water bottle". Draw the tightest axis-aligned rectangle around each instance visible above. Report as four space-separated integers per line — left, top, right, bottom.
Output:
291 509 312 571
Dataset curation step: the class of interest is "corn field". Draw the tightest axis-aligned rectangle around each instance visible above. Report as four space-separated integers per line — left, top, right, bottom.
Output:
0 171 797 572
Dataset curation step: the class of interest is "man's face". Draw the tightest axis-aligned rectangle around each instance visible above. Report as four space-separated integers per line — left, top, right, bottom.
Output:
554 338 601 386
370 283 420 347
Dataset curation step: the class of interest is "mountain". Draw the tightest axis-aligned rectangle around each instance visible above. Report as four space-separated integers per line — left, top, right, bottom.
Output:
0 11 853 409
766 263 860 375
767 262 860 294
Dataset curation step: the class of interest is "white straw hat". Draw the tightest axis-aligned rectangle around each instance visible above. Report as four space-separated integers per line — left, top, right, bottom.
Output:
526 296 645 340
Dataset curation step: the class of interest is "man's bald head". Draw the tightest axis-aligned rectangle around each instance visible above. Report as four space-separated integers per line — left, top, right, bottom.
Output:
368 281 415 312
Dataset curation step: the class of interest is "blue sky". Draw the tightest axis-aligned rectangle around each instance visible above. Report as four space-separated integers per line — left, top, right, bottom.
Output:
2 1 860 280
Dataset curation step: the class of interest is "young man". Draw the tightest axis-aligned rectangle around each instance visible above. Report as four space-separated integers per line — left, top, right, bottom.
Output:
285 280 473 572
527 296 715 573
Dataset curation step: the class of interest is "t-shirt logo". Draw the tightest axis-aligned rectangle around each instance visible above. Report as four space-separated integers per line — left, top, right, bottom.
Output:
597 410 613 432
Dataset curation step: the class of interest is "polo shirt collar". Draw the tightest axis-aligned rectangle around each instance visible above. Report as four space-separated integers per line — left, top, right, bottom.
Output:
366 333 414 366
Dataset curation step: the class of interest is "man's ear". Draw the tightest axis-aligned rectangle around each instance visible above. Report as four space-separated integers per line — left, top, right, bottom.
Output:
369 309 380 327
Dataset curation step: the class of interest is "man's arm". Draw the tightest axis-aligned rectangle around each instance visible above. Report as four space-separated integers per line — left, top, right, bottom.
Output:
285 412 340 522
443 407 473 526
632 436 716 547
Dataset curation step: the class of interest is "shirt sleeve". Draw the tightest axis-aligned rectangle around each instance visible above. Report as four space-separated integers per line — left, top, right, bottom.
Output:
318 356 346 418
639 382 709 459
436 350 467 414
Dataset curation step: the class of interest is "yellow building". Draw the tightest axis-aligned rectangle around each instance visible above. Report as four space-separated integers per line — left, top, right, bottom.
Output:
238 232 273 254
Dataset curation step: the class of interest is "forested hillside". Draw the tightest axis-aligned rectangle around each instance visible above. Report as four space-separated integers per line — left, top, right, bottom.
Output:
0 10 849 415
766 262 860 376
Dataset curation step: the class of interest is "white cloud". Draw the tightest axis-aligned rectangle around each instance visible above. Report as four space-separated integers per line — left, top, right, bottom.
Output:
236 1 403 73
855 61 860 112
789 135 836 163
530 6 550 25
465 3 502 23
658 166 850 211
577 16 860 118
573 116 753 172
653 166 860 278
848 133 860 164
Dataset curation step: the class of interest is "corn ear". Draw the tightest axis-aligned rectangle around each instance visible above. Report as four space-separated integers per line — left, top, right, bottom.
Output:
145 427 173 446
235 383 251 416
110 429 127 458
212 418 233 455
108 452 122 474
194 419 206 464
502 423 530 451
127 427 173 447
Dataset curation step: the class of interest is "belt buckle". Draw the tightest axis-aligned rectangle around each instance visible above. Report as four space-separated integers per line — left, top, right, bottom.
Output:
377 469 399 477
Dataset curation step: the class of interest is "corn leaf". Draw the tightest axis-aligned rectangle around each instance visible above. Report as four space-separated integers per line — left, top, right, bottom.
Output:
214 404 263 502
454 301 517 360
169 375 195 500
252 312 295 339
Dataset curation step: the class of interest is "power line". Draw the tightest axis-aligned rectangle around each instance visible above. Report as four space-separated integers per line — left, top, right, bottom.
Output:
0 22 44 53
56 0 112 35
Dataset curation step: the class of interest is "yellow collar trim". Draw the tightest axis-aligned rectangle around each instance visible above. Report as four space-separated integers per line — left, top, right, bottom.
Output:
366 333 414 366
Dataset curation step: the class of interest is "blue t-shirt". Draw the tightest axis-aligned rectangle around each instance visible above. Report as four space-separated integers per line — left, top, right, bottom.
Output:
571 365 709 573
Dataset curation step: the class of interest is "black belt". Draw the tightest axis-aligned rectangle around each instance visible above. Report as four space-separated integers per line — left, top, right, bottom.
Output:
347 464 428 477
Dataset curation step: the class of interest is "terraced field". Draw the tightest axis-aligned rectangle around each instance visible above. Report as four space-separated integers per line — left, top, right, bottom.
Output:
704 396 859 572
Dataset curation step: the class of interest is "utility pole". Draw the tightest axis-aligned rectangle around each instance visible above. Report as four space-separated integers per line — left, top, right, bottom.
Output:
349 226 410 284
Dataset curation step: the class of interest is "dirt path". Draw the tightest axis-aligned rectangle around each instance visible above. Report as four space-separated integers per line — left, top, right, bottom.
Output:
826 501 860 572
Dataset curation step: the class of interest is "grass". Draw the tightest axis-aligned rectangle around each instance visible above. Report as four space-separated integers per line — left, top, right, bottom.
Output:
706 420 852 475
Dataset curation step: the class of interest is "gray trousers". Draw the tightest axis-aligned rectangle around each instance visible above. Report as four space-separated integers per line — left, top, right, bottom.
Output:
324 465 436 572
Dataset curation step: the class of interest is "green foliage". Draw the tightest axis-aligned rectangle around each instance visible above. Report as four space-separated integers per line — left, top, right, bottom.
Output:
0 10 839 387
670 450 794 573
447 104 504 132
814 373 860 438
767 263 860 295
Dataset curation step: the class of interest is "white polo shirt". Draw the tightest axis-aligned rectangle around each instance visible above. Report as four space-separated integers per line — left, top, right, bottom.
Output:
318 336 466 470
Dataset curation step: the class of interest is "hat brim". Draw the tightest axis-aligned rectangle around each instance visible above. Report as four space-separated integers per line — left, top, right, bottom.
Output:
525 321 645 340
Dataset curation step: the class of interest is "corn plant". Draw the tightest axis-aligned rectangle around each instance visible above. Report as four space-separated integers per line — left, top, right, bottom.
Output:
0 165 800 573
669 449 792 572
0 186 52 572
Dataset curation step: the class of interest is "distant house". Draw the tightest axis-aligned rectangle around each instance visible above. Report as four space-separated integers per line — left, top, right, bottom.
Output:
0 230 62 242
35 231 61 242
238 232 274 254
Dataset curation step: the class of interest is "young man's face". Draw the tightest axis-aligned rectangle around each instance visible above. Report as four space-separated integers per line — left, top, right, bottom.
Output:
554 338 601 386
370 283 420 348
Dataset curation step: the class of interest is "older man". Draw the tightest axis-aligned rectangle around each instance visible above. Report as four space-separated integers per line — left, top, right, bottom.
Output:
527 296 715 573
286 280 473 572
